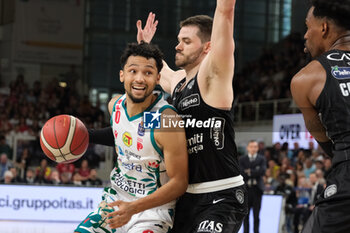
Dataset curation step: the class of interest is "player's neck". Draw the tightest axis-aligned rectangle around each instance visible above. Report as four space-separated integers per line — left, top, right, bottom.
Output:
329 32 350 51
125 94 156 118
185 63 201 83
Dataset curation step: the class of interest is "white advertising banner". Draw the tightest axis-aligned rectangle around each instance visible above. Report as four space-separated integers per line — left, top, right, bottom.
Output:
12 0 84 65
273 114 317 149
0 185 102 222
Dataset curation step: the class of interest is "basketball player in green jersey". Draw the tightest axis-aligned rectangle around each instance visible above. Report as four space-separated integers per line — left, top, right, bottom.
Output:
75 42 188 233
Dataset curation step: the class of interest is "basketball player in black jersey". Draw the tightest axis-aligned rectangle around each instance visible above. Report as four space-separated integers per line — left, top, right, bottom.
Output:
136 0 248 232
291 0 350 232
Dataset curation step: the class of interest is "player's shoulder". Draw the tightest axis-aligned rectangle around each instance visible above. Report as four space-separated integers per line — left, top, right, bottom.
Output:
292 60 325 86
108 94 124 114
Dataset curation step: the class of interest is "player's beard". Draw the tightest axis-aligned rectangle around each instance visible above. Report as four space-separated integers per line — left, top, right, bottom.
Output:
126 87 152 103
175 46 204 69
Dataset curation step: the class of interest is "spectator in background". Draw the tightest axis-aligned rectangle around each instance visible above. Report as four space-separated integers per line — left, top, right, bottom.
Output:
56 162 75 182
303 158 316 178
9 167 22 183
74 159 91 184
258 141 266 156
15 147 31 179
281 142 293 161
240 140 266 233
293 177 311 233
268 159 280 179
85 168 103 186
60 172 73 185
0 134 12 158
34 159 52 184
0 153 13 181
308 173 324 211
50 169 61 185
2 170 13 184
323 157 332 178
275 174 297 233
24 168 35 184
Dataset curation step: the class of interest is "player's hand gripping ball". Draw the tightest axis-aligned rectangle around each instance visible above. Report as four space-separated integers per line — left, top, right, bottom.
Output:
40 115 89 163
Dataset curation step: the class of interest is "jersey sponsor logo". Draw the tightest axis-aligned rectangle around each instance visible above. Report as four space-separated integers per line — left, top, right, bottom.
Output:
114 130 118 139
112 172 146 195
144 110 161 129
120 161 142 172
187 133 204 154
137 138 143 151
324 184 337 198
178 94 200 110
210 117 225 150
198 220 223 233
114 99 123 124
138 122 145 136
142 231 154 233
123 132 132 147
331 66 350 79
327 52 350 61
339 82 350 96
236 189 245 204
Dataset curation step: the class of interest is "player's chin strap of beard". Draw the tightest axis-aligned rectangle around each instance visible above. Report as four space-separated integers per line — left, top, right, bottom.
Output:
88 127 115 147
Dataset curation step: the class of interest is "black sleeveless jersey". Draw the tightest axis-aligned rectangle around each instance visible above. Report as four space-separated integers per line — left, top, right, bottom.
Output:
316 50 350 153
171 75 240 184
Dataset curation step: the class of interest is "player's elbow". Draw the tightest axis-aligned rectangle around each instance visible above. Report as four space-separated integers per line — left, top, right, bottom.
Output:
173 175 188 197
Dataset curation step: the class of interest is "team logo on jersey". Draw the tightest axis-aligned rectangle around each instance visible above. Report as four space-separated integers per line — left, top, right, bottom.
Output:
331 66 350 79
327 52 350 61
178 94 200 110
144 110 161 129
235 189 245 204
137 138 143 151
122 132 132 147
324 184 337 198
138 122 145 136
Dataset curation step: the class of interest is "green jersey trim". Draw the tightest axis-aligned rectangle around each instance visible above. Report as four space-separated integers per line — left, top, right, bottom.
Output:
122 92 163 122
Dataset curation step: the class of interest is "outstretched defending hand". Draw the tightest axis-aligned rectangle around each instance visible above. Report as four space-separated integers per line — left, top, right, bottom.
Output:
136 12 158 44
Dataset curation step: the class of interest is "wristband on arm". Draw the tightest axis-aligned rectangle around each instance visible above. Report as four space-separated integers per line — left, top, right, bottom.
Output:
88 126 115 147
316 140 334 158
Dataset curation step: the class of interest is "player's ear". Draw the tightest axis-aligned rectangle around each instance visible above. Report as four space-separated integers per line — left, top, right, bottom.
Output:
203 41 211 54
321 20 329 37
156 73 160 84
119 70 124 83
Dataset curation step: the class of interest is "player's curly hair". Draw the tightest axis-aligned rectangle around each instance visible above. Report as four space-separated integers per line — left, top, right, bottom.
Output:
180 15 213 43
120 42 164 73
311 0 350 30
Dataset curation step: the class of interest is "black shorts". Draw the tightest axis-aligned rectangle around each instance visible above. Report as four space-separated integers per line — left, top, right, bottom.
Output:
171 185 248 233
302 160 350 233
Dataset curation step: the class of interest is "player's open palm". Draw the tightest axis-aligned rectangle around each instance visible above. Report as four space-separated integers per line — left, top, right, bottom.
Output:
107 200 137 229
136 12 158 44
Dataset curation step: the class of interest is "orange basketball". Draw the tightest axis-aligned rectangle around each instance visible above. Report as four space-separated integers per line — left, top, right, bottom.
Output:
40 115 89 163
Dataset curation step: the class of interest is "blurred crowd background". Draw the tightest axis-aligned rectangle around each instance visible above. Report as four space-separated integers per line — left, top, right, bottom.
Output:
0 0 325 232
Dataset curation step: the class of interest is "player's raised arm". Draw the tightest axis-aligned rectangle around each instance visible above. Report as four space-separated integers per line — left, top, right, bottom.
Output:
136 13 185 94
198 0 236 108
